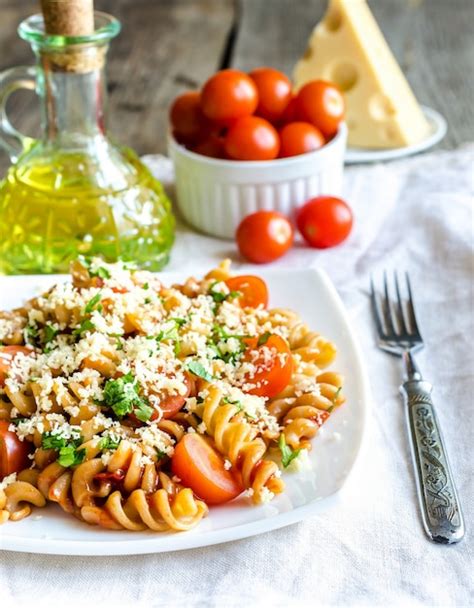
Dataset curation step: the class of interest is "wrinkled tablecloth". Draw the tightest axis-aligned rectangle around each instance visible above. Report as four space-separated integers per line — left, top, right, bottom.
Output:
1 145 473 608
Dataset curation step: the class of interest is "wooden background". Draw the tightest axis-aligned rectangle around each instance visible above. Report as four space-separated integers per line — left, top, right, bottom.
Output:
0 0 472 174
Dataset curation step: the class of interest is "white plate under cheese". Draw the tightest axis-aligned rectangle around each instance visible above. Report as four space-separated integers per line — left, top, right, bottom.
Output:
293 0 431 151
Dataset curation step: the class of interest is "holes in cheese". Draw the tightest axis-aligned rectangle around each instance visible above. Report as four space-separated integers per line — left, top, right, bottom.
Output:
369 93 397 121
331 62 358 92
324 9 343 32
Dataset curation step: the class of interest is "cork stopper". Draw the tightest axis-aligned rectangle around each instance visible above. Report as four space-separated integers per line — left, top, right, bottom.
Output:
41 0 94 36
40 0 105 72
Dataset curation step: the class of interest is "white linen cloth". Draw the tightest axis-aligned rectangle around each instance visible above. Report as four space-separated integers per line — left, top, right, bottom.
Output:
1 145 473 607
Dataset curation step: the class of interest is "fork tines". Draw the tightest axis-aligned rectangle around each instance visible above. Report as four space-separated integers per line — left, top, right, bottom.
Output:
370 271 422 344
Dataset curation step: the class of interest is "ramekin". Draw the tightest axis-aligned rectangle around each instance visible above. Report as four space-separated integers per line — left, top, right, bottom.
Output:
168 123 347 239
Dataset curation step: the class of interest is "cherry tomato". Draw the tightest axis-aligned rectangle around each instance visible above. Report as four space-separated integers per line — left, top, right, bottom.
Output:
200 69 258 124
192 134 226 159
225 116 279 161
225 275 268 309
296 80 345 137
170 91 209 142
171 433 243 504
0 346 34 388
280 95 299 125
129 375 193 426
296 196 353 248
236 211 293 263
249 67 292 123
279 122 325 157
0 420 32 478
242 335 293 398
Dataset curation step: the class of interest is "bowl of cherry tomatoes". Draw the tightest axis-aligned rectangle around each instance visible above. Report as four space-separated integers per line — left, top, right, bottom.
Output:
168 68 347 239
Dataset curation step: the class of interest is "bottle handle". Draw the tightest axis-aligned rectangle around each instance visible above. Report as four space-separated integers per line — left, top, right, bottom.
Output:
0 65 37 163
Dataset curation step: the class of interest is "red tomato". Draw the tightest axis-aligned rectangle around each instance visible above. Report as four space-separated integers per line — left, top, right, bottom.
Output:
170 91 209 142
249 67 292 123
242 335 293 398
296 196 353 248
279 122 325 157
0 420 32 478
200 69 258 124
236 211 293 263
192 134 226 159
0 346 34 388
296 80 345 137
128 374 193 425
225 275 268 309
225 116 280 161
171 433 243 504
280 95 299 125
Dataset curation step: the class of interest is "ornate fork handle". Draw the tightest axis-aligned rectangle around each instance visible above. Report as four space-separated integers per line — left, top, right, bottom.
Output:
401 379 465 544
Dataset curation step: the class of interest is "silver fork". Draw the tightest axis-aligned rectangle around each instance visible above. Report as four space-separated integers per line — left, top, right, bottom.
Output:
370 272 465 544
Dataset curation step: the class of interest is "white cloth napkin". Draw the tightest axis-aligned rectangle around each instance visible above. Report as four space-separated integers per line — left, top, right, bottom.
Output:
1 146 473 608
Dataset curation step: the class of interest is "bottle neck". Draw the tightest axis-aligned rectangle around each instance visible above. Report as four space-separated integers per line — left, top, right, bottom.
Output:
38 52 108 147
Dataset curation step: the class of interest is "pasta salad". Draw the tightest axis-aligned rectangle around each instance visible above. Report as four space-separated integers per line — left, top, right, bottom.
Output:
0 259 345 532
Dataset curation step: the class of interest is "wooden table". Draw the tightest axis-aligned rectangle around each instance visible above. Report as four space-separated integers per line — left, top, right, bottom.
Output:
0 0 472 174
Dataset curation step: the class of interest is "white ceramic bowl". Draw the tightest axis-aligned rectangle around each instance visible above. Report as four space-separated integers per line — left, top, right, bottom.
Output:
168 123 347 239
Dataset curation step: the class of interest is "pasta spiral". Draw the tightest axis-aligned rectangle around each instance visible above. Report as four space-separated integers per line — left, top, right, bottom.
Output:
199 385 284 503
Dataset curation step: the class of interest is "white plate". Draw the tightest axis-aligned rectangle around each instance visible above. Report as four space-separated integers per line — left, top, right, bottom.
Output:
0 268 370 555
345 105 447 164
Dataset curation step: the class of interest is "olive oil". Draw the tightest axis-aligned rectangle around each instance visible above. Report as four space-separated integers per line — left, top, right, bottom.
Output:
0 147 174 274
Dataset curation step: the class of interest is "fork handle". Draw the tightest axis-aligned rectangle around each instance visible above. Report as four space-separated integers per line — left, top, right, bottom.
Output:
401 379 465 544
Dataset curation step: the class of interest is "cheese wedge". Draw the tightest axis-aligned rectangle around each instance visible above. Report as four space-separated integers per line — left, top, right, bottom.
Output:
293 0 431 149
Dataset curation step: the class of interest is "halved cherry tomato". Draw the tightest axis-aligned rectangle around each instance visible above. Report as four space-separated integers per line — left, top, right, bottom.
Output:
296 196 353 248
224 116 280 161
129 374 194 425
279 122 325 157
249 67 292 123
295 80 345 138
0 346 34 388
242 334 293 398
200 69 258 124
171 433 243 504
0 420 32 478
170 91 209 142
225 275 268 309
236 211 293 264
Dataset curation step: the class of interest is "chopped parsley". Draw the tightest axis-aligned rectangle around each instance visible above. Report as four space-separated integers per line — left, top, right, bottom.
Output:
142 282 149 290
102 372 151 420
278 434 301 468
41 432 85 468
72 318 95 337
78 256 111 279
257 332 272 347
99 435 121 451
24 324 39 345
84 292 103 314
43 323 59 353
156 449 167 461
208 282 241 308
187 360 214 382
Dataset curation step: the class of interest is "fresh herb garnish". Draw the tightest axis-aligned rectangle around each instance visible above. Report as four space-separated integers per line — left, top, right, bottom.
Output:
95 266 111 279
134 401 154 422
257 332 272 347
187 360 214 382
156 449 167 461
42 432 85 468
84 292 102 314
24 324 39 345
278 434 301 468
43 323 59 353
99 435 121 451
102 372 150 419
142 282 149 290
72 318 95 337
209 282 242 307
